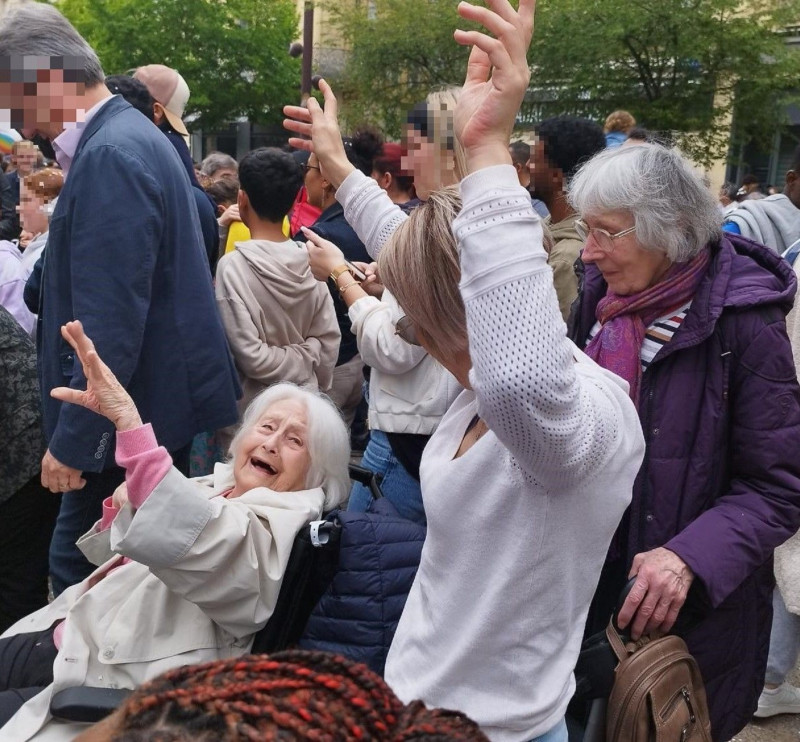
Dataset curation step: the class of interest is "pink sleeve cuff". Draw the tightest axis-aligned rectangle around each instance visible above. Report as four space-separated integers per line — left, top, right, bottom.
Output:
98 497 118 531
115 423 174 509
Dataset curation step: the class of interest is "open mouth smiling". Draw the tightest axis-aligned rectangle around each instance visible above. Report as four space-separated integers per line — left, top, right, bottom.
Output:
251 458 277 476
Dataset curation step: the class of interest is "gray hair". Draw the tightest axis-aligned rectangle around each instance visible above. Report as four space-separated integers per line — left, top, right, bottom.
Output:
568 144 722 263
229 383 351 510
201 151 238 177
0 3 104 87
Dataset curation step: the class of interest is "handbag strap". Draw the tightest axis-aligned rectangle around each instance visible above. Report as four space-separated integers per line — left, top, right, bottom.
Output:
606 619 631 663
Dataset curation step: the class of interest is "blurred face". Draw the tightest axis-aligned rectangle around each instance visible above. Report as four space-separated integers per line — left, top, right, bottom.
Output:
16 182 48 235
304 153 324 208
0 68 85 140
401 126 453 200
231 398 312 496
14 145 38 176
528 138 559 196
785 170 800 210
580 210 672 296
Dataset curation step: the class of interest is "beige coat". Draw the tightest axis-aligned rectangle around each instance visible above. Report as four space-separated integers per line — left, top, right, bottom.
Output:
0 464 326 741
215 239 340 418
547 214 583 323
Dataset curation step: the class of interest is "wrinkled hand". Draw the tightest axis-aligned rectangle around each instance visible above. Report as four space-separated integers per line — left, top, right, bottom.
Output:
353 261 384 298
453 0 535 172
111 482 129 511
218 204 240 227
50 321 142 432
302 227 347 281
617 547 694 640
41 449 85 493
283 80 354 189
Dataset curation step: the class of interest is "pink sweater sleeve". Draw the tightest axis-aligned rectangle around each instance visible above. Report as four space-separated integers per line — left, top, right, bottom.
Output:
114 424 174 509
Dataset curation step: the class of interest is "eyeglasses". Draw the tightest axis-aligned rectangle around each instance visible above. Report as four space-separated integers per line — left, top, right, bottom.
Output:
394 315 421 346
302 163 320 173
574 218 636 253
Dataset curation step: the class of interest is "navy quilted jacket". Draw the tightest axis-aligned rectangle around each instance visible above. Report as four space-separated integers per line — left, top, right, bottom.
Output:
299 498 425 675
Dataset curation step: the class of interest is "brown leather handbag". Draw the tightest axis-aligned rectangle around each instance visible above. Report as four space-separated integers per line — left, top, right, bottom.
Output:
605 620 712 742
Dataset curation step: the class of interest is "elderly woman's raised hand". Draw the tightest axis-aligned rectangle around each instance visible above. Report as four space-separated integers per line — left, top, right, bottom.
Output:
283 81 355 190
50 321 143 432
453 0 534 173
617 546 695 640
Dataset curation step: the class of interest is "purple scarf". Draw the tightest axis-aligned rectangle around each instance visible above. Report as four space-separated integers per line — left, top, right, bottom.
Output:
584 250 710 406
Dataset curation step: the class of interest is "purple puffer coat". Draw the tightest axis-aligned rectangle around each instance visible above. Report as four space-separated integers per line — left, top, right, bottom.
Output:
569 234 800 741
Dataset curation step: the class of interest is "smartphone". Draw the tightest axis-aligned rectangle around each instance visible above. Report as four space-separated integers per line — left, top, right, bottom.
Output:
345 260 367 281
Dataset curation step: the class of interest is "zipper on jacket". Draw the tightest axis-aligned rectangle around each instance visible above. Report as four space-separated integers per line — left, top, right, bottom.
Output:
635 379 656 557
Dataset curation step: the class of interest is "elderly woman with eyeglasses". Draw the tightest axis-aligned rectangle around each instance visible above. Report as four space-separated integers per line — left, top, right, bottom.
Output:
567 144 800 741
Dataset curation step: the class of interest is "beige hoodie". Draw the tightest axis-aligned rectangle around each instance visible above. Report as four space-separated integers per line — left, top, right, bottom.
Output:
215 239 340 421
547 213 583 323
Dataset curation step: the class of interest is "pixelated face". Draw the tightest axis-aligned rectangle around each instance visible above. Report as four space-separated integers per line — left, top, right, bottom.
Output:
16 181 48 233
401 125 452 200
528 137 559 195
0 57 88 140
13 143 38 174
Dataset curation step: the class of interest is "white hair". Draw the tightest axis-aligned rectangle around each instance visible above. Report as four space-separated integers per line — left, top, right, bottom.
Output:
568 144 722 263
0 4 104 87
229 384 351 510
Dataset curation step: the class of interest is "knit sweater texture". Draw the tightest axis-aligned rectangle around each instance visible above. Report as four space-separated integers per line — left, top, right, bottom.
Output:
382 166 645 741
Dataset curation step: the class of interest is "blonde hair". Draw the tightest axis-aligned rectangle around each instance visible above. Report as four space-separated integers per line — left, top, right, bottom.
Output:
603 110 636 134
378 186 467 360
22 168 64 203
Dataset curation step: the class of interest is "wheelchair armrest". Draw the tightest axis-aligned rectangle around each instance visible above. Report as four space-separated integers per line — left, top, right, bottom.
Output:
50 686 131 723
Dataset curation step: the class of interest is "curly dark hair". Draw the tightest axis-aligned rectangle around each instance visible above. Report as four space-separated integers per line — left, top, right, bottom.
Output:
343 127 384 176
111 651 489 742
536 116 606 180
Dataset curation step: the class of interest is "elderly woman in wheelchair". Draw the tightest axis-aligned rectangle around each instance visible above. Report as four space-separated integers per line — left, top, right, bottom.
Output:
0 321 351 742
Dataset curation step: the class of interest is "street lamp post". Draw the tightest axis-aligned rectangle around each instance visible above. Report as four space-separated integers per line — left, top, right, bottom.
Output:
301 3 314 104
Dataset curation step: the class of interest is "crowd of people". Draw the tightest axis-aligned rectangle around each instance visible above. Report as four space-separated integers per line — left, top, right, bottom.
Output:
1 0 800 741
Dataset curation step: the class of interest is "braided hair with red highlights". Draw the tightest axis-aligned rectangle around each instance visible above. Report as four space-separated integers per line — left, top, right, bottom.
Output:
110 651 489 742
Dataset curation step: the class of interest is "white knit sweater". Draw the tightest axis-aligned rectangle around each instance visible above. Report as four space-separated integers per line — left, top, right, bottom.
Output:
381 166 645 741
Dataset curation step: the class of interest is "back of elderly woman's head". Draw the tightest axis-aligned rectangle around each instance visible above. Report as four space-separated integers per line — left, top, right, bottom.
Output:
568 144 721 263
229 384 350 509
379 186 466 361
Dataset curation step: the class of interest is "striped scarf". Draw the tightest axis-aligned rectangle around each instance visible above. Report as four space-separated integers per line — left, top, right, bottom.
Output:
584 249 710 407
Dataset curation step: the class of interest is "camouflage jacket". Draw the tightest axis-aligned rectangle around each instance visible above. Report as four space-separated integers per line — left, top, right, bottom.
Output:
0 305 45 503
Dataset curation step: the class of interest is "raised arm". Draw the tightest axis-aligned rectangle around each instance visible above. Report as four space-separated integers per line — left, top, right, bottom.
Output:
450 0 640 486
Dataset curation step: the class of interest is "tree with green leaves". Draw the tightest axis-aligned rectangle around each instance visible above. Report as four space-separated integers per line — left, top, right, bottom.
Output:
529 0 800 165
58 0 301 131
325 0 476 137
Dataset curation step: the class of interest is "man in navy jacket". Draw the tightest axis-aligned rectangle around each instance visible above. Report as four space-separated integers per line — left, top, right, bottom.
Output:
0 3 240 593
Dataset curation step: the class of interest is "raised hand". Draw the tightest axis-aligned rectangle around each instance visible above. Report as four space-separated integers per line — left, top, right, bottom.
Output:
283 80 355 190
453 0 535 173
50 320 143 432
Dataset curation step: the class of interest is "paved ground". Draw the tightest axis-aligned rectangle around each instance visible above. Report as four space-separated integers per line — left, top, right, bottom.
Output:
733 664 800 741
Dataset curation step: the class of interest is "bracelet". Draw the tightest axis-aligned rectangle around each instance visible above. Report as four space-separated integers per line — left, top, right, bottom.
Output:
330 264 353 283
338 281 360 296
